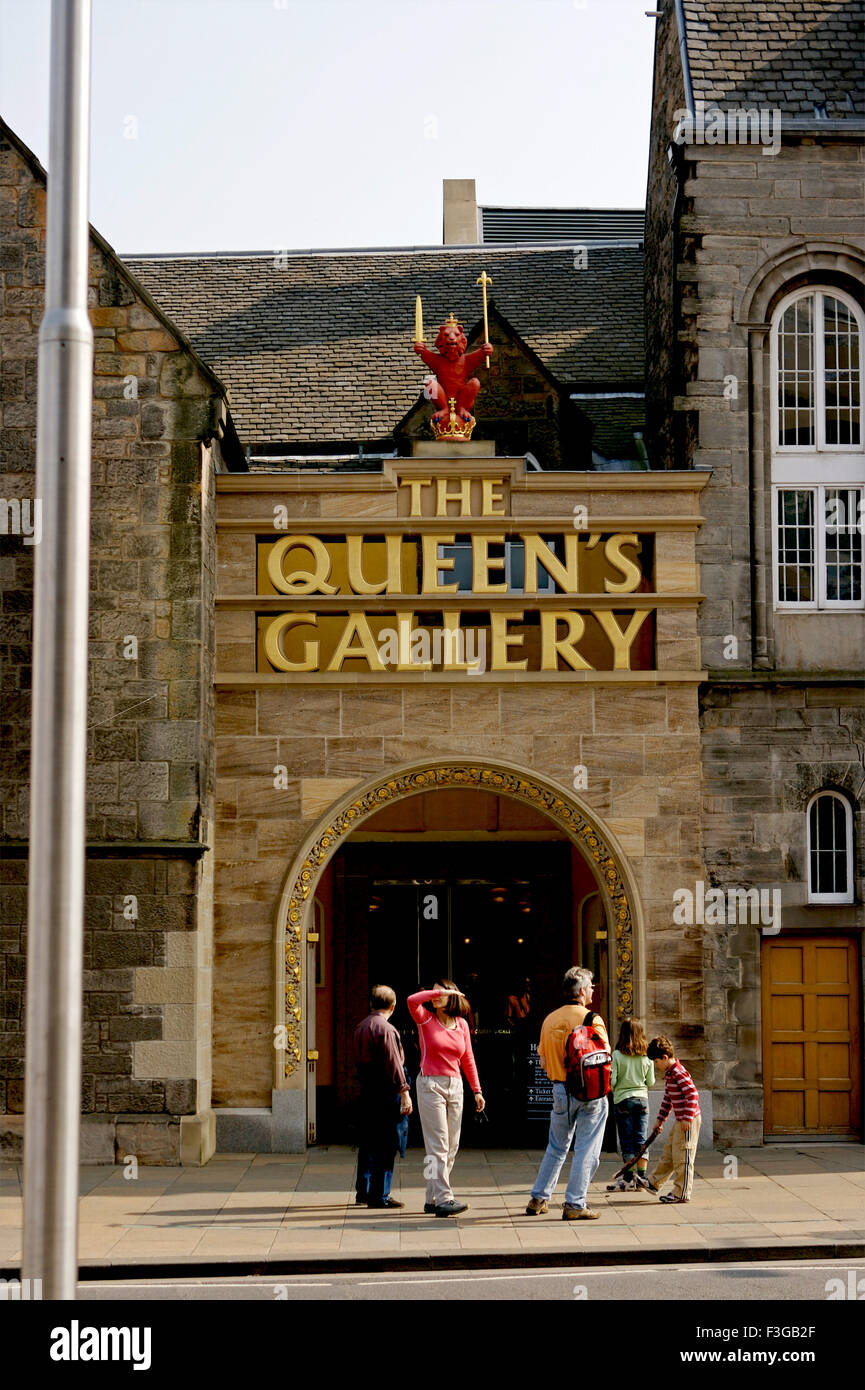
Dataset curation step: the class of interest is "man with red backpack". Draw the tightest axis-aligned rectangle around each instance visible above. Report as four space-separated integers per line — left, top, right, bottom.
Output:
525 967 611 1221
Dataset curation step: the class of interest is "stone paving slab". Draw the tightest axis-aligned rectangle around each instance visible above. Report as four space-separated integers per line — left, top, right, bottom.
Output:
0 1145 862 1270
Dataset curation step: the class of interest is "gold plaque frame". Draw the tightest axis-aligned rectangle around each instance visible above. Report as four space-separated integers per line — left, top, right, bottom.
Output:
275 761 640 1080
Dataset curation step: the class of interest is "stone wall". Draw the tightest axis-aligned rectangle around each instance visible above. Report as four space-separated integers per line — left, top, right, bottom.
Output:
0 121 227 1162
654 123 865 1144
700 681 865 1147
213 680 705 1099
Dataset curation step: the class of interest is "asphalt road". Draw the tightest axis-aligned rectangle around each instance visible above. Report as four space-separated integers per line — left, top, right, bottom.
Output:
73 1259 864 1301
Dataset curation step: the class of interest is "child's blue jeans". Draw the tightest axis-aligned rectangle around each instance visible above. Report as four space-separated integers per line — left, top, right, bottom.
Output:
614 1096 649 1173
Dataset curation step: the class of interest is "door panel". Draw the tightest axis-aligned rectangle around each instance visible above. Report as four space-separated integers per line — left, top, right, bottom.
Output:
816 995 848 1030
773 1042 804 1078
815 946 849 983
770 946 803 981
775 1093 805 1128
762 935 861 1137
771 996 804 1030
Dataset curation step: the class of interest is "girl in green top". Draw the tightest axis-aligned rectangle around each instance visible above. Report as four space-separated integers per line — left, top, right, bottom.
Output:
606 1019 655 1192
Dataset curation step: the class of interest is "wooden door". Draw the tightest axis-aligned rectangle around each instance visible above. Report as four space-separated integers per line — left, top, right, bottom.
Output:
762 936 861 1137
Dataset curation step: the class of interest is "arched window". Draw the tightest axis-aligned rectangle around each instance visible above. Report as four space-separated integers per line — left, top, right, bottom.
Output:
807 791 854 904
771 288 865 610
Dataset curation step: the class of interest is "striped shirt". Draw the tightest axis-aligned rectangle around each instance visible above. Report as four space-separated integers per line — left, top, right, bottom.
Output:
657 1060 701 1126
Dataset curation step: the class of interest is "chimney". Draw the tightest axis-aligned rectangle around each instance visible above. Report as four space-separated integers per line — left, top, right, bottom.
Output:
443 179 480 245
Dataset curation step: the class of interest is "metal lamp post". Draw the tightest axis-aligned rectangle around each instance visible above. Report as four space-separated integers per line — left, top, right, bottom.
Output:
22 0 93 1301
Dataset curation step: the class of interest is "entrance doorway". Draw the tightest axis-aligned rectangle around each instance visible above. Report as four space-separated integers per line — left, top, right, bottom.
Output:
761 935 862 1137
314 817 612 1146
362 842 572 1147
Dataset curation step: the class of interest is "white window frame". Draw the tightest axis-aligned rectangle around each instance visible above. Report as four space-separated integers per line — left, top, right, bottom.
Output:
771 287 865 611
771 482 865 610
770 286 865 459
806 791 854 905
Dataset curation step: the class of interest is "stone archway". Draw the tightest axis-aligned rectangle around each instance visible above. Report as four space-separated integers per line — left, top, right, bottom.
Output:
273 759 644 1085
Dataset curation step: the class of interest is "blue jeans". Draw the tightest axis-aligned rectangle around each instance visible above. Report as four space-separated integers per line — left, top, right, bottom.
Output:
356 1087 403 1203
530 1083 608 1209
614 1097 649 1173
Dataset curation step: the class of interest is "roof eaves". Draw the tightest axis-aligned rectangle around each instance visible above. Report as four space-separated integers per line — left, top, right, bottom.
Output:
123 240 645 262
781 116 865 136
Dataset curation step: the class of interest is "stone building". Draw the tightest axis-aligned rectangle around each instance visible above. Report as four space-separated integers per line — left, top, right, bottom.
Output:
1 0 862 1163
0 118 242 1163
645 0 864 1144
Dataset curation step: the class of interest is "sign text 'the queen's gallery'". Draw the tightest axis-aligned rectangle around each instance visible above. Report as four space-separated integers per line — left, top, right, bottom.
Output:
255 473 661 675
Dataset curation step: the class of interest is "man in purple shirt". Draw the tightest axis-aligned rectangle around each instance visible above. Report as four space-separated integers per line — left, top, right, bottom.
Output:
353 985 413 1209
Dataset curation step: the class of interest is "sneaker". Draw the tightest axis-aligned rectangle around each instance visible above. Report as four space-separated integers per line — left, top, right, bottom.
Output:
367 1197 404 1209
633 1174 652 1191
434 1200 468 1218
659 1193 689 1204
562 1205 600 1220
354 1196 368 1205
525 1197 549 1215
605 1178 628 1192
423 1203 436 1214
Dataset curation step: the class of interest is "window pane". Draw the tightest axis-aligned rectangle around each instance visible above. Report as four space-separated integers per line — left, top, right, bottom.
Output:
506 540 556 594
823 295 861 445
778 297 815 445
777 490 814 602
809 795 848 895
440 541 473 592
824 487 863 601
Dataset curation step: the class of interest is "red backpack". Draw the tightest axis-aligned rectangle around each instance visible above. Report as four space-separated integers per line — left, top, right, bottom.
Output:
564 1011 612 1101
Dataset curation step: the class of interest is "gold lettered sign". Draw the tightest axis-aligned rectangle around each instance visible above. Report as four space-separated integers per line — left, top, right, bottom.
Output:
254 502 657 675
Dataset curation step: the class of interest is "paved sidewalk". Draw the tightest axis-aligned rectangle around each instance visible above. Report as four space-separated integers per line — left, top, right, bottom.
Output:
2 1144 863 1270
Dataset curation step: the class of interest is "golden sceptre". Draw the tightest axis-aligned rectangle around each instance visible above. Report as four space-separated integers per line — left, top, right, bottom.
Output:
476 270 492 368
414 294 424 345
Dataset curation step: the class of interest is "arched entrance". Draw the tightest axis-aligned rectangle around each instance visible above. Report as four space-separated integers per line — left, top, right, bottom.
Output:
272 760 645 1146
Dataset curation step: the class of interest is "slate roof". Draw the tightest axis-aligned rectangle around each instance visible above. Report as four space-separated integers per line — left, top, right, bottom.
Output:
126 246 644 446
681 0 865 117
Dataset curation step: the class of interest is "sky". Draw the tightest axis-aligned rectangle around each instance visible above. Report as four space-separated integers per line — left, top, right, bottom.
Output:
0 0 657 255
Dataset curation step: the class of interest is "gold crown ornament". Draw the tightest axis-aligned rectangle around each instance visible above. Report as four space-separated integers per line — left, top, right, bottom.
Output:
431 397 476 442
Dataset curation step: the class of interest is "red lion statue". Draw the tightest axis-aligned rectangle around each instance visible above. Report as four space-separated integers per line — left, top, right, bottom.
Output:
413 313 493 426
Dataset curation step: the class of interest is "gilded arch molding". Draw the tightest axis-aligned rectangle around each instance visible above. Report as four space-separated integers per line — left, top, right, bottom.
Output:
276 761 640 1080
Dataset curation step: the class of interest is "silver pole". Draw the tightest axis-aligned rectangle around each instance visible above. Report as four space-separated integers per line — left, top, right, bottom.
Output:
22 0 93 1301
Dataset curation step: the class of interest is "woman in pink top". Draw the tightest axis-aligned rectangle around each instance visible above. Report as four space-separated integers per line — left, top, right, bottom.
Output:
407 980 485 1217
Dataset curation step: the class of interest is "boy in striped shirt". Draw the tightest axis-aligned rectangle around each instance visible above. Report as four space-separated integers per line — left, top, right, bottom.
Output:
644 1036 701 1204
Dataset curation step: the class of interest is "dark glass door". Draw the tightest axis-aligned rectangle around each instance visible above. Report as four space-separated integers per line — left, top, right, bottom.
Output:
357 841 577 1144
